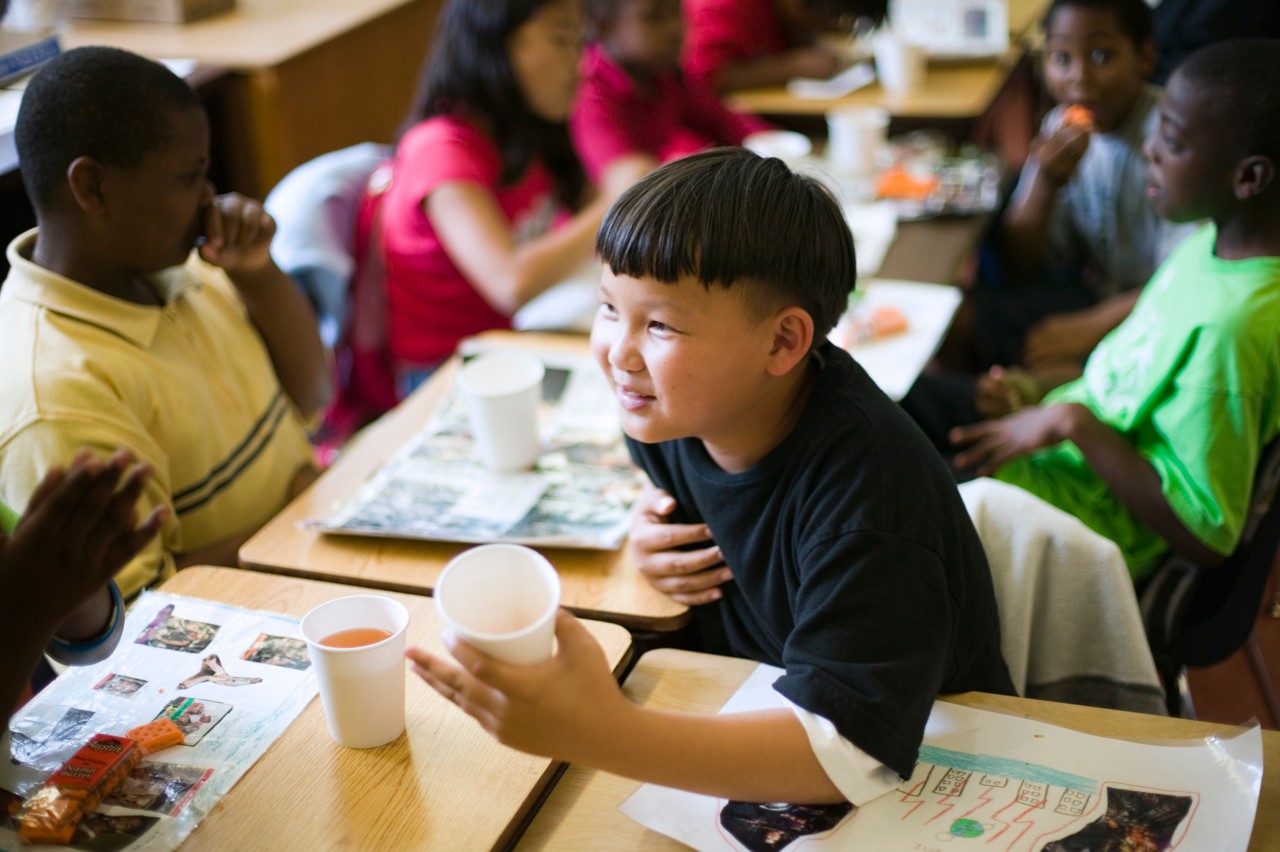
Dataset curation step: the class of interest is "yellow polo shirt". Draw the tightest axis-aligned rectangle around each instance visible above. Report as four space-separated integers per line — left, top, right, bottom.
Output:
0 230 315 597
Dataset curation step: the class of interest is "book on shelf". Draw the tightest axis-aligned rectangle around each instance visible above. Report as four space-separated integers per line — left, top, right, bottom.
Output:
0 27 59 87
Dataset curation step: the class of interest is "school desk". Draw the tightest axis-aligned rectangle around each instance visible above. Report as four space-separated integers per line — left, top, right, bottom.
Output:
238 331 691 635
726 46 1026 122
156 566 632 850
516 648 1280 850
60 0 441 197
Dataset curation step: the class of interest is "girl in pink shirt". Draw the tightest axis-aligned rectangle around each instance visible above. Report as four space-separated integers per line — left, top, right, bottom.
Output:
366 0 612 395
572 0 771 195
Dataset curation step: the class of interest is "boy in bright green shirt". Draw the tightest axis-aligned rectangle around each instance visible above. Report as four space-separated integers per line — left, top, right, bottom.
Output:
953 39 1280 582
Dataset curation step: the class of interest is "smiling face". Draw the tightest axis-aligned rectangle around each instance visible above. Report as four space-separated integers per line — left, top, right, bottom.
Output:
597 0 683 72
509 0 585 122
101 104 214 273
1143 71 1237 223
590 268 788 463
1042 5 1154 133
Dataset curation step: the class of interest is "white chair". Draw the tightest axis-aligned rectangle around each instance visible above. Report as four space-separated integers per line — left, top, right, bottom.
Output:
265 142 391 348
959 477 1167 715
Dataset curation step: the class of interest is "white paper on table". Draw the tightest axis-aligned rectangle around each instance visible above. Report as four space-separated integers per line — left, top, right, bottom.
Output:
621 663 1264 851
513 260 603 333
786 61 876 99
830 278 963 400
1 591 318 852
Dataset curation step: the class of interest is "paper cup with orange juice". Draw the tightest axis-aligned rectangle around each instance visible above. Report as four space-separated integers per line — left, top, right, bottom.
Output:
300 595 411 748
435 544 561 665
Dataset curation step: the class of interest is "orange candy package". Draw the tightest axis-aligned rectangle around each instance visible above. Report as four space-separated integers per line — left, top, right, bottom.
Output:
17 734 141 845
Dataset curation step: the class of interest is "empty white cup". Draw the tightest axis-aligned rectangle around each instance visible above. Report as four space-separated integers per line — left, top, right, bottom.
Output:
826 105 889 177
873 34 927 94
457 350 545 472
300 595 410 748
435 544 561 665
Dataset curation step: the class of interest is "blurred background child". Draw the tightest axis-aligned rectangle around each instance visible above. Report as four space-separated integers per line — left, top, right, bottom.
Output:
571 0 771 197
682 0 887 94
367 0 613 399
902 0 1197 449
952 38 1280 583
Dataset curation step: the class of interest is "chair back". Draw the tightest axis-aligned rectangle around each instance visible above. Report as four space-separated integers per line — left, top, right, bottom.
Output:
1141 438 1280 672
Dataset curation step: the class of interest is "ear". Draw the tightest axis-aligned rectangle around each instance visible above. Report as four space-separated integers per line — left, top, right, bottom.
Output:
66 156 108 215
1136 38 1157 80
1234 155 1275 202
765 307 814 377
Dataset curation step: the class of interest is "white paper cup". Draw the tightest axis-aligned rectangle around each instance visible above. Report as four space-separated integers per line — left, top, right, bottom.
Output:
873 35 927 94
435 544 561 665
826 105 889 177
300 595 410 748
743 129 813 161
458 350 545 472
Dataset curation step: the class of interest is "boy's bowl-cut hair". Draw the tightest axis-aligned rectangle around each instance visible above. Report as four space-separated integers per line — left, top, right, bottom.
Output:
1175 39 1280 164
597 148 856 342
1042 0 1153 45
16 46 201 210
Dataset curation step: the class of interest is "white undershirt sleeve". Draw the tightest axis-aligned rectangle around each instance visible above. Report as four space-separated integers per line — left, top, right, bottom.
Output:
785 698 903 806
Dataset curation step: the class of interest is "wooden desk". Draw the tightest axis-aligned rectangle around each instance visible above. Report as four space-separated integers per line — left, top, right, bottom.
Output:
727 48 1024 120
61 0 441 196
157 566 631 850
518 648 1280 850
240 332 689 634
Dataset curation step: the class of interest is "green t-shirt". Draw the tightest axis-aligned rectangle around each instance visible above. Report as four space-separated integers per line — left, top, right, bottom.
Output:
0 500 16 535
997 224 1280 580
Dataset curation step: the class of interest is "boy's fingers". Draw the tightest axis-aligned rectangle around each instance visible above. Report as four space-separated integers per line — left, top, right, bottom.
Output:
651 565 732 598
633 521 713 552
639 544 723 578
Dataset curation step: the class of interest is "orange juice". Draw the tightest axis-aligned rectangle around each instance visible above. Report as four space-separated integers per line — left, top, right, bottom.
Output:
319 627 393 648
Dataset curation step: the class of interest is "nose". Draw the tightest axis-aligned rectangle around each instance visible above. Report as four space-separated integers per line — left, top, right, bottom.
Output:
1142 132 1157 163
604 322 643 374
200 180 216 205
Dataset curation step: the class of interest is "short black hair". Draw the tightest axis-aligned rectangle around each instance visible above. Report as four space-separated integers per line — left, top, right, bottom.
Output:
404 0 585 209
597 148 856 341
1173 38 1280 164
1042 0 1153 46
16 46 201 210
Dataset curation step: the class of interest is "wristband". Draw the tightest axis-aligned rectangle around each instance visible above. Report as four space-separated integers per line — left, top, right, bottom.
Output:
46 581 125 667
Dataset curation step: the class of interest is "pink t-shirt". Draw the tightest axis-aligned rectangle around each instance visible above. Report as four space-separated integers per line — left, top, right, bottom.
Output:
374 115 559 368
682 0 790 91
571 43 770 184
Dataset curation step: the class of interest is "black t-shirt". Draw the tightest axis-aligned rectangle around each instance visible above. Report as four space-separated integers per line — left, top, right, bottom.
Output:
628 344 1015 778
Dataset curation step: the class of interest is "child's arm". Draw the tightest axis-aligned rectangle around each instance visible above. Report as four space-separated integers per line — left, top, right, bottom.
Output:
629 487 732 605
1022 290 1142 367
950 404 1224 564
1000 121 1092 284
711 47 842 93
408 610 845 803
426 186 612 316
1 450 165 718
200 194 333 419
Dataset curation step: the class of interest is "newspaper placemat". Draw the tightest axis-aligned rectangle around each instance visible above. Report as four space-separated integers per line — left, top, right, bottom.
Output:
311 348 645 550
2 591 317 851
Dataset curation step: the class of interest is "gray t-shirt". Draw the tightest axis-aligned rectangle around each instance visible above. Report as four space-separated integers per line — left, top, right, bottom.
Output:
1013 84 1199 299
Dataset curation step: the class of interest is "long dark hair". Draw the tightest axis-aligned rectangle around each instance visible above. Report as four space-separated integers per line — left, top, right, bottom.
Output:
404 0 586 208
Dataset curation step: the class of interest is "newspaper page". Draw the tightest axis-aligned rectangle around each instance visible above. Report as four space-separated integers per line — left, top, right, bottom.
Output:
2 592 317 851
620 663 1264 851
313 349 644 549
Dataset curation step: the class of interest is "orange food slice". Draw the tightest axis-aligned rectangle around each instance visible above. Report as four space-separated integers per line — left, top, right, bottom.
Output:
126 718 185 754
1063 104 1094 130
875 166 940 201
